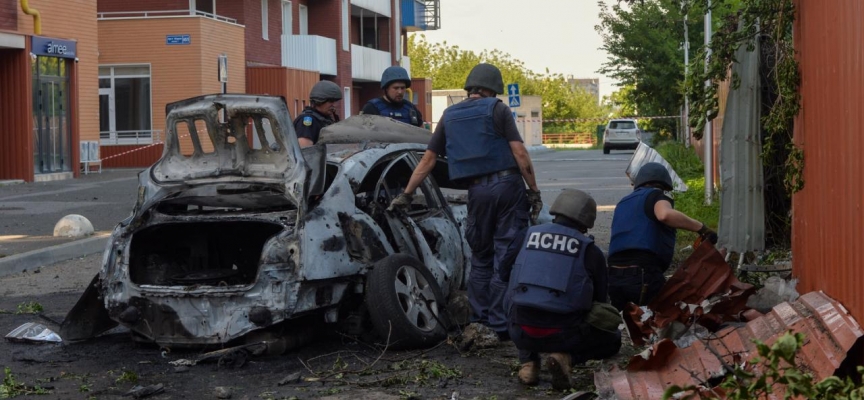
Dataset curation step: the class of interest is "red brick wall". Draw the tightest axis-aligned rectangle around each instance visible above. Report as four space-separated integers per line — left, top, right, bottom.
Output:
98 0 188 13
236 0 281 66
0 0 16 30
309 0 351 91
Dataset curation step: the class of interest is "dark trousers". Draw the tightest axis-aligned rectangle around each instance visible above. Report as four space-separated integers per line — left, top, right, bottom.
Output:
465 173 529 333
509 321 622 364
608 266 666 311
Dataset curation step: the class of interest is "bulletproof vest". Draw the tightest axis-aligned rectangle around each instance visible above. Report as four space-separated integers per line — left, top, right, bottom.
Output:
505 223 594 315
301 107 335 127
370 97 419 126
442 97 517 180
608 187 676 265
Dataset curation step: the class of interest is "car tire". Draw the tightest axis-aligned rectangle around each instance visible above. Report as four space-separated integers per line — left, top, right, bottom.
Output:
603 146 610 155
366 254 449 350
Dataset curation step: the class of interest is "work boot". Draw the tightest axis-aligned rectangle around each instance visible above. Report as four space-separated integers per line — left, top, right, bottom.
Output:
545 353 572 390
517 361 539 386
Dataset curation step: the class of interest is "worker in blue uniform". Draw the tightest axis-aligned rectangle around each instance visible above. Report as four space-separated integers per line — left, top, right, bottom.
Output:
292 80 343 147
361 66 424 127
500 189 622 389
388 63 543 341
607 162 719 311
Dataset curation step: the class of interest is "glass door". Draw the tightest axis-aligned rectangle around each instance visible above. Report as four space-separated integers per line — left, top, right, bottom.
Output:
33 56 71 174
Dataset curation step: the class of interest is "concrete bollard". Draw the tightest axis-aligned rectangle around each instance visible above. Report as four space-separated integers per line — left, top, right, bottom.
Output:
53 214 94 238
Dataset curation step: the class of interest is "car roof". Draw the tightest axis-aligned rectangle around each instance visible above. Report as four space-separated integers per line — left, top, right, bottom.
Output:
319 114 433 145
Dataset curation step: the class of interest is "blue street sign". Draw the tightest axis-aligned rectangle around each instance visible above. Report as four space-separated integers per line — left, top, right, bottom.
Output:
166 34 191 45
507 83 521 108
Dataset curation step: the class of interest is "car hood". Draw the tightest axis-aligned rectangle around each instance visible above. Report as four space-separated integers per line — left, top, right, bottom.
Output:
152 94 306 184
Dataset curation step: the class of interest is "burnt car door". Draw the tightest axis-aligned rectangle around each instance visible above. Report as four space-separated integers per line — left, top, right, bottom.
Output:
373 153 465 294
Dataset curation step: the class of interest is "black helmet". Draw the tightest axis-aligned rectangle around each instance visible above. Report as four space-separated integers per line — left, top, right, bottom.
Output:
464 63 504 95
550 189 597 229
634 162 673 191
381 66 411 89
309 80 343 103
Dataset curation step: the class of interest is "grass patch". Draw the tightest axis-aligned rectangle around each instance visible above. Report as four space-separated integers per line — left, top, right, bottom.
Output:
654 141 720 262
15 301 43 315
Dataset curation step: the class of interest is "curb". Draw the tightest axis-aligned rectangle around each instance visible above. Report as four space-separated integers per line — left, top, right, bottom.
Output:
0 234 109 278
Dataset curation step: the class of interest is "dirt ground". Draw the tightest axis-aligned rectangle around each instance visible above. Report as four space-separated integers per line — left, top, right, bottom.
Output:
0 254 638 400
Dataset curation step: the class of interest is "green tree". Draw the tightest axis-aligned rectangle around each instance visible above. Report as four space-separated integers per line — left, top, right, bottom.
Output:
408 35 609 133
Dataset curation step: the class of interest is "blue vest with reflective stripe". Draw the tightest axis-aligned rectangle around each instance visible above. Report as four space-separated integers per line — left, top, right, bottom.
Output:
505 223 593 315
442 97 517 180
370 97 419 126
608 187 676 266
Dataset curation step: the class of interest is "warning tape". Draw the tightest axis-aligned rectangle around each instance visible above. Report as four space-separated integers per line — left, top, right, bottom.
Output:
429 115 680 124
98 131 194 162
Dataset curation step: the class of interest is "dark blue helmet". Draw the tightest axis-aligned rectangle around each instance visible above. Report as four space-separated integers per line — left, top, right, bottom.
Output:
464 63 504 95
381 66 411 89
634 162 673 191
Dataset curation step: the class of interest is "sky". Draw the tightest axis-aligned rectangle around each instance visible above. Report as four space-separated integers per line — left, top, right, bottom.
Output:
414 0 620 98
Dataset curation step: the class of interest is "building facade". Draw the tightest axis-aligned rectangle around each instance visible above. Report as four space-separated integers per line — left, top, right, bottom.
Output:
567 77 600 105
0 0 440 179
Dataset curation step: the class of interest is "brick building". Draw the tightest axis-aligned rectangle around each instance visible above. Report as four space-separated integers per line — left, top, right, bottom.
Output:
0 0 440 179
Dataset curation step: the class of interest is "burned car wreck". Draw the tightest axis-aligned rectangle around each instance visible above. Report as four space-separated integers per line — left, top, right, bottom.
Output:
62 94 477 351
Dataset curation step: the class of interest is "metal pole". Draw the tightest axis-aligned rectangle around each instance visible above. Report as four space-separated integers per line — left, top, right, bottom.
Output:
703 0 713 205
683 11 690 148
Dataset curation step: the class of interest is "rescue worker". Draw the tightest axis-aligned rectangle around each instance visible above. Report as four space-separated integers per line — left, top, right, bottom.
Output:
607 162 718 311
293 80 343 147
501 189 622 390
360 66 424 127
388 63 543 340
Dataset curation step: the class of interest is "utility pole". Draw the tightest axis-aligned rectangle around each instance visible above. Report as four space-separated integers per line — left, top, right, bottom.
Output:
683 8 690 148
703 0 713 205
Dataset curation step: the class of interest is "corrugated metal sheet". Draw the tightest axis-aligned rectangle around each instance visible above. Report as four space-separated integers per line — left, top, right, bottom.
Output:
595 291 863 399
0 46 34 181
718 29 765 253
792 0 864 323
101 144 164 168
246 66 319 120
625 142 689 192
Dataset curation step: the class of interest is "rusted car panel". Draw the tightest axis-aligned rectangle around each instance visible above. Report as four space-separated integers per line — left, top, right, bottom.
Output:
62 97 470 348
596 291 863 399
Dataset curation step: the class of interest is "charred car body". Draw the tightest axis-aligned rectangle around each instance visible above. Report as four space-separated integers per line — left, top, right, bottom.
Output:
62 95 476 350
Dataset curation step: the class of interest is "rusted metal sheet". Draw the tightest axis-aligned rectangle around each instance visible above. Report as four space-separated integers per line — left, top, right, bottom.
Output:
246 66 319 120
0 46 34 181
596 291 864 399
101 144 164 168
624 241 755 346
792 0 864 324
718 31 765 253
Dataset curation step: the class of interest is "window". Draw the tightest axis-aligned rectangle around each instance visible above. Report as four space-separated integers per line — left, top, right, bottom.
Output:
609 121 636 129
341 0 348 51
262 0 269 40
191 0 215 16
99 65 153 145
282 1 292 36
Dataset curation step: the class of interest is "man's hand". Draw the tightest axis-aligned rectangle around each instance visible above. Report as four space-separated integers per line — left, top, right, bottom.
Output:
387 193 414 212
526 189 543 224
698 223 718 244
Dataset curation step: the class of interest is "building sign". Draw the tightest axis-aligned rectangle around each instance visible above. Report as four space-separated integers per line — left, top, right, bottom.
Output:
218 54 228 83
166 34 191 45
31 36 77 59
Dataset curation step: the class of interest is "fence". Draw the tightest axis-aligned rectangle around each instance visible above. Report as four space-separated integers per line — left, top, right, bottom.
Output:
542 132 596 146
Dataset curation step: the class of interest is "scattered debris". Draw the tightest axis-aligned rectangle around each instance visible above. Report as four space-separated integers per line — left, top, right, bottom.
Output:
745 275 799 313
168 359 196 367
457 323 499 351
213 386 232 399
172 366 189 374
560 391 594 400
277 371 302 386
196 342 268 369
5 322 62 343
596 291 863 399
123 383 164 399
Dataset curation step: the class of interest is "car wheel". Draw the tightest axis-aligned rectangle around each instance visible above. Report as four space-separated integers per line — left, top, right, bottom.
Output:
366 254 448 349
603 146 610 155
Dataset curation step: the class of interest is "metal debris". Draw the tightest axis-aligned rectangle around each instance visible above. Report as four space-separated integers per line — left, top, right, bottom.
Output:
625 142 688 192
595 291 863 399
123 383 164 399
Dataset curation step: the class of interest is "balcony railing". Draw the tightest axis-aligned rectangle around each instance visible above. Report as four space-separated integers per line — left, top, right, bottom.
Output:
351 0 391 17
400 0 440 31
282 35 338 75
97 10 238 25
100 130 162 146
351 45 391 82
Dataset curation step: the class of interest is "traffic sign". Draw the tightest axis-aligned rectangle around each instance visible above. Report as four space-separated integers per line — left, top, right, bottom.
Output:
507 83 521 108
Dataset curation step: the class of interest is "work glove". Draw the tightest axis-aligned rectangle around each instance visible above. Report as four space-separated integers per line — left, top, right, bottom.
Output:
387 193 413 212
526 189 543 225
698 223 718 245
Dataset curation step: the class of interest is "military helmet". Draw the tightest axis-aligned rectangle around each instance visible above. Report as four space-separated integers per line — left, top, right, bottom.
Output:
309 80 343 103
464 63 504 95
549 189 597 229
381 66 412 89
634 162 673 191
